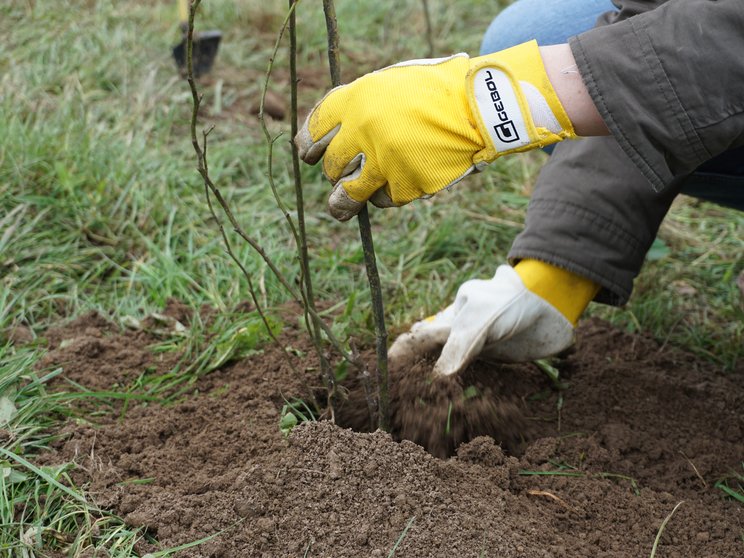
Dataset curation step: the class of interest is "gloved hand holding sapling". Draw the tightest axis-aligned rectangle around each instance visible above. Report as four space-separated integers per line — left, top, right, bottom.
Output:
295 40 577 221
296 41 605 375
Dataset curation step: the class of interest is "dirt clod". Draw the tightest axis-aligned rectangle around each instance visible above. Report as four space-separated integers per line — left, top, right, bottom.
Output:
250 89 286 120
4 324 33 345
389 357 528 458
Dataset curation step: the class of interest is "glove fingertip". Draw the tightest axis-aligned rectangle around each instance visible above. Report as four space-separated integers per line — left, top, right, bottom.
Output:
294 124 313 161
389 330 447 372
297 83 350 163
328 184 364 221
296 123 339 165
432 356 466 377
369 187 399 209
434 326 488 377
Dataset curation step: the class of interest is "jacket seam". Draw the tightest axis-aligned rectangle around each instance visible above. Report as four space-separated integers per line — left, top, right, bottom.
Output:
695 109 744 131
626 20 684 182
638 18 712 163
571 34 665 190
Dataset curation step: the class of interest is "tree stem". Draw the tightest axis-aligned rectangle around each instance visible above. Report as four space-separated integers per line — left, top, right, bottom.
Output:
322 0 390 431
288 0 336 410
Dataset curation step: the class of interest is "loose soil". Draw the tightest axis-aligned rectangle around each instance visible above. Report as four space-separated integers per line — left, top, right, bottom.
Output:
34 307 743 557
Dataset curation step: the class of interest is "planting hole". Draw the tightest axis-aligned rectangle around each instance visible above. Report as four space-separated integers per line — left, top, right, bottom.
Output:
335 353 534 458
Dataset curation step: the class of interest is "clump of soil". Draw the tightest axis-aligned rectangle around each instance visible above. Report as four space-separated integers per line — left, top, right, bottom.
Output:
391 359 528 458
338 356 532 458
33 313 744 557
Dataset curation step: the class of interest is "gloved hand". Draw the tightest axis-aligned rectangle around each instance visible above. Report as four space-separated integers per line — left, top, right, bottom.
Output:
388 262 599 376
295 40 575 221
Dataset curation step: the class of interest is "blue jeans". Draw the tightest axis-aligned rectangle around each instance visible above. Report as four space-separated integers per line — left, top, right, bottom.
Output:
481 0 744 211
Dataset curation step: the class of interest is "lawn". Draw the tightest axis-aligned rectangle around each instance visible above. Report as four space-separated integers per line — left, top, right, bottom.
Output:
1 0 742 556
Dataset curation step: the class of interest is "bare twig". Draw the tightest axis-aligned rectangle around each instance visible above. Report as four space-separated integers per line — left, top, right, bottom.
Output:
287 0 336 409
253 0 337 407
322 0 341 87
421 0 434 57
322 0 390 432
679 451 707 488
358 208 390 431
257 4 301 246
186 0 287 370
185 1 353 376
526 489 578 515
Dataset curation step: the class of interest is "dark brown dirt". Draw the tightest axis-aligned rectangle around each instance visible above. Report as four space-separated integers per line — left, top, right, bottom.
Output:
337 356 532 459
37 301 190 395
36 312 744 557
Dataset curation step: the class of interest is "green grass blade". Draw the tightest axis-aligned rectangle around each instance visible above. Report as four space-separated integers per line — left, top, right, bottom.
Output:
649 501 684 558
517 470 585 477
0 448 92 508
715 481 744 504
144 519 244 557
388 515 416 558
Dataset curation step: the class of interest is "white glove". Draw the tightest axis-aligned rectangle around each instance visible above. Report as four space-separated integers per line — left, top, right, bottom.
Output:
388 265 574 376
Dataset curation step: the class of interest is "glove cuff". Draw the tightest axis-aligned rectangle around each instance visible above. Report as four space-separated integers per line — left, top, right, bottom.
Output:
515 259 599 325
466 40 576 163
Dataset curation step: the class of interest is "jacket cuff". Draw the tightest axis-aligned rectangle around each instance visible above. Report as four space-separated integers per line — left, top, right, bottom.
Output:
569 16 711 191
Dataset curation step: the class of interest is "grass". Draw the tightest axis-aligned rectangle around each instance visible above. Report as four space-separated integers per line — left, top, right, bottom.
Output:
0 0 742 554
0 343 144 556
3 1 740 353
649 501 685 558
279 396 319 437
592 201 744 369
388 515 416 558
715 463 744 504
518 460 641 496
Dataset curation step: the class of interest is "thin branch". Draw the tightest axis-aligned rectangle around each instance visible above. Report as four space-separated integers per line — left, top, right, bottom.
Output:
254 0 321 364
287 0 336 407
258 3 302 247
421 0 434 57
357 207 390 431
322 0 390 431
322 0 341 87
186 0 292 372
186 1 353 375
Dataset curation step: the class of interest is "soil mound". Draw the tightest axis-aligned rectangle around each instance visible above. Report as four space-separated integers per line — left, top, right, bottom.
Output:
36 313 743 557
391 360 528 459
337 356 533 458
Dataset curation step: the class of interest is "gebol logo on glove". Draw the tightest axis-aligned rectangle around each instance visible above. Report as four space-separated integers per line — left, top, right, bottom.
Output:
473 68 530 152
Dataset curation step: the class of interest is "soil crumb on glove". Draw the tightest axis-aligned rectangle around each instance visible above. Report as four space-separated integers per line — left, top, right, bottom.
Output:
337 355 529 458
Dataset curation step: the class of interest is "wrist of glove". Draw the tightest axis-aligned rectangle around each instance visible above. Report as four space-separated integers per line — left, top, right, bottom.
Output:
296 40 576 221
388 265 575 376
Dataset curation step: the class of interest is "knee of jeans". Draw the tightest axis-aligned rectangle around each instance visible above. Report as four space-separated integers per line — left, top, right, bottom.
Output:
480 0 617 55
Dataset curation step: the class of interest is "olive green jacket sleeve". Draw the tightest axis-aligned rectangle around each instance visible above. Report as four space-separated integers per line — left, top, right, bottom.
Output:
570 0 744 190
510 0 742 305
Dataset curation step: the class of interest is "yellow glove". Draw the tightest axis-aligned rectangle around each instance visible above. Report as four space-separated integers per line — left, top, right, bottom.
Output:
295 40 576 221
514 259 599 325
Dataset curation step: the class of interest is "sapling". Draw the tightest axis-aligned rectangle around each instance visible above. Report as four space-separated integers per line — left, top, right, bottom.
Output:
185 0 390 430
285 0 336 412
185 0 337 402
321 0 391 432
